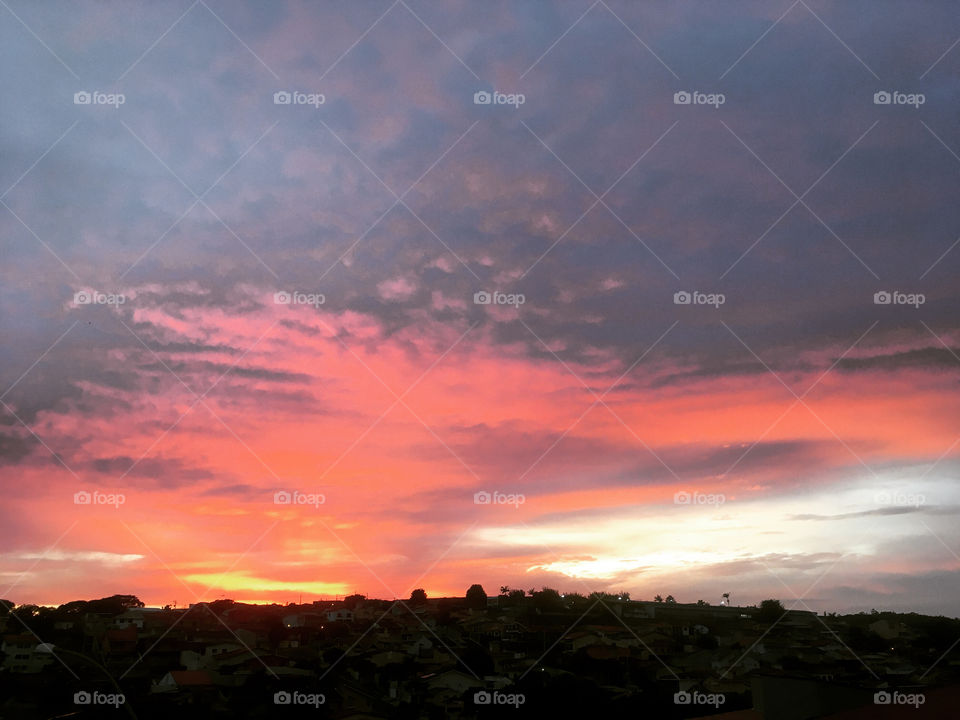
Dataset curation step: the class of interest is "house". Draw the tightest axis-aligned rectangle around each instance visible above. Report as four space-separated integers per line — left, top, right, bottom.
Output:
151 670 215 693
633 629 674 657
370 650 406 667
179 642 244 670
562 630 607 653
422 669 483 694
326 609 354 623
282 612 324 628
103 627 138 656
711 652 760 676
112 610 146 630
1 635 54 674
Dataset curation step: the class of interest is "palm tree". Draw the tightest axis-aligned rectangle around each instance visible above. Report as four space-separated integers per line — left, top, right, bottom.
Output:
722 592 730 606
654 594 663 603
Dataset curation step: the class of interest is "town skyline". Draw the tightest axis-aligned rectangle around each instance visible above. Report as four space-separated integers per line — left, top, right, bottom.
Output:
3 1 960 630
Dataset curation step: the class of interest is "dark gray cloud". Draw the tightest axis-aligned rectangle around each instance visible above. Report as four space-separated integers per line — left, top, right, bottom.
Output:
836 346 960 372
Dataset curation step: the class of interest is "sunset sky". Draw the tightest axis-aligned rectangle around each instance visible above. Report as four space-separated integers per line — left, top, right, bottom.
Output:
2 0 960 615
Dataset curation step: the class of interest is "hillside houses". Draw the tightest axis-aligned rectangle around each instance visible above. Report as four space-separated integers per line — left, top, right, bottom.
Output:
1 595 957 718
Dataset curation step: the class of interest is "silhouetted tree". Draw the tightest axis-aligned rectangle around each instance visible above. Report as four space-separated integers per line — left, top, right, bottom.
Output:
409 588 427 605
758 598 786 623
87 594 144 615
56 600 90 616
208 598 235 615
0 599 14 616
696 599 708 606
343 594 366 609
465 584 487 610
531 588 563 613
12 604 41 618
10 604 50 635
654 595 663 602
665 595 676 604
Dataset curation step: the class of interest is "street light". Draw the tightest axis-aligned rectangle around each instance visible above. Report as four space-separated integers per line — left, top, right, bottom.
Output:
35 644 138 720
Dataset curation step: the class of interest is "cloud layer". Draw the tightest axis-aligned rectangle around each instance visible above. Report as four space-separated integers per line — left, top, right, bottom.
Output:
1 0 959 614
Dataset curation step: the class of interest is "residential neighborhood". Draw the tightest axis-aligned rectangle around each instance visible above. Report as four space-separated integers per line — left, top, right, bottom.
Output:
1 590 957 718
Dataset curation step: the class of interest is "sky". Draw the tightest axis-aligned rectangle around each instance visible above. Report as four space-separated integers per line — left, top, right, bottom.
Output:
1 0 960 615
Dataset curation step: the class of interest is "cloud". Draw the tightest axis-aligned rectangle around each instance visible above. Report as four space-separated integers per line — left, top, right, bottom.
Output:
2 0 960 613
836 347 960 372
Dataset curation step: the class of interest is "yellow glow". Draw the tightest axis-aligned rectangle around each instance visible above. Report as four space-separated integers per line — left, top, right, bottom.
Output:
181 571 351 596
